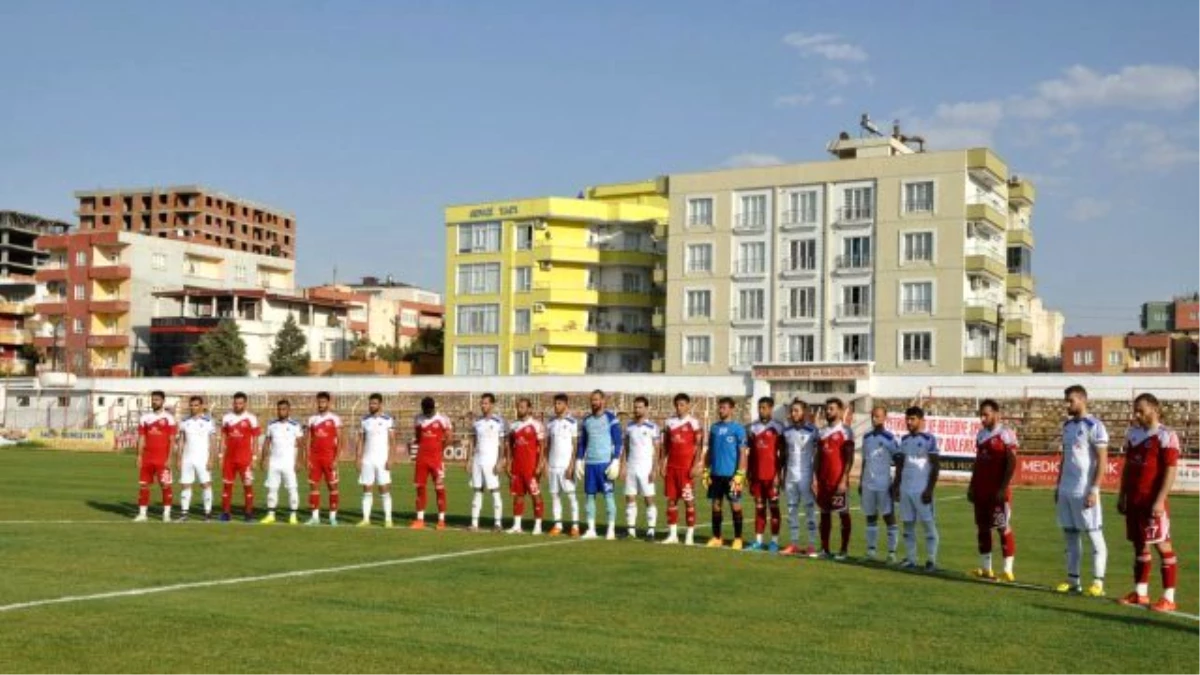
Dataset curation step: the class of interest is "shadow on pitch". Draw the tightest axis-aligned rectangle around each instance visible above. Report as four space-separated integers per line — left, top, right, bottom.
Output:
85 500 138 518
1032 603 1199 634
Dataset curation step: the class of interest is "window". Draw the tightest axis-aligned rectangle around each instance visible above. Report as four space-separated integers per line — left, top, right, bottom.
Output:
902 232 934 262
1007 246 1032 275
620 354 642 372
736 289 765 321
513 309 531 334
785 335 815 363
736 242 766 274
75 251 87 266
58 396 69 407
901 282 933 314
515 223 533 251
455 345 499 375
1139 350 1165 367
687 198 713 227
785 191 818 224
512 350 530 375
784 287 816 319
400 309 419 327
319 341 327 359
1072 349 1095 366
514 267 532 292
234 264 247 282
842 187 874 220
457 263 501 295
1108 350 1123 366
17 396 29 407
840 236 872 269
841 333 870 361
902 332 933 362
455 304 500 335
904 182 934 213
73 318 84 334
737 194 768 228
625 232 644 252
621 272 645 293
73 284 86 301
685 244 713 274
784 239 816 272
685 290 711 319
841 285 871 318
734 336 764 367
685 336 711 364
458 221 501 254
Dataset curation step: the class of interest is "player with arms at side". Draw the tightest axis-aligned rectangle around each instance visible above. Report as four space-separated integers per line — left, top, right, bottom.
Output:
466 393 506 531
304 392 342 526
812 398 854 559
969 399 1018 581
1117 393 1181 612
1054 384 1109 596
175 395 215 521
746 397 784 552
506 398 546 535
412 396 452 530
219 392 260 522
781 400 819 557
621 396 660 541
356 393 395 528
660 393 703 546
569 390 622 541
860 405 900 562
703 397 748 550
892 406 940 571
259 399 303 525
135 390 176 523
545 394 580 537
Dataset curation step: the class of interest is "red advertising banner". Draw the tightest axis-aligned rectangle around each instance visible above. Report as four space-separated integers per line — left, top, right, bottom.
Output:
1013 454 1124 491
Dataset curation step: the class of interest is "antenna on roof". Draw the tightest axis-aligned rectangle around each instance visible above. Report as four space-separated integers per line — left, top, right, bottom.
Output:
860 113 881 137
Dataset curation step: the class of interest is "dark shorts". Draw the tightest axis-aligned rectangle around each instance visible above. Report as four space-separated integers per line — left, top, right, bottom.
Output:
707 475 742 502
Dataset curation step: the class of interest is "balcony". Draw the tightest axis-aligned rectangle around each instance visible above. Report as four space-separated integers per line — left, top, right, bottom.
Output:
1005 312 1033 337
652 264 666 285
0 301 32 315
966 203 1007 231
1006 227 1035 248
530 327 654 351
34 266 67 283
87 334 130 348
651 358 664 373
965 255 1006 280
900 301 934 317
88 299 131 314
731 259 768 281
88 264 131 280
967 148 1008 186
963 299 1000 324
34 299 67 315
0 330 26 345
654 221 668 239
780 210 819 231
779 311 818 327
1007 272 1034 295
729 351 764 372
1008 179 1036 205
835 303 871 322
833 254 872 275
530 284 597 306
834 207 874 229
779 256 818 279
733 213 767 233
687 215 713 228
730 307 767 328
963 356 999 373
651 311 665 330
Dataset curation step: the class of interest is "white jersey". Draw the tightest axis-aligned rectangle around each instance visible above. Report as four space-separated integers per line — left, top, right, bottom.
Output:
898 432 939 494
782 422 818 483
359 414 394 464
546 415 578 469
625 419 660 470
265 417 303 465
178 414 216 462
1061 415 1110 497
472 414 506 464
861 428 900 492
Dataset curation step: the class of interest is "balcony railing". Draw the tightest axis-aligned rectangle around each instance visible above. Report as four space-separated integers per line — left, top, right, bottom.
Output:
901 301 933 315
837 207 874 223
733 213 767 232
778 351 815 364
964 240 1003 259
781 210 818 227
730 307 766 324
832 351 871 362
836 303 871 319
687 214 713 227
780 256 817 275
730 351 764 369
905 200 934 213
731 259 768 277
834 254 872 271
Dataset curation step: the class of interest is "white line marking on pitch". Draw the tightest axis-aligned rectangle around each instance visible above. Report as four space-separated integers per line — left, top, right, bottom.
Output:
0 539 579 614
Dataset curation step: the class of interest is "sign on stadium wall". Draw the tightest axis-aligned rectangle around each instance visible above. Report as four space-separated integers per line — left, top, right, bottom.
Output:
28 428 116 451
1013 454 1123 491
1176 458 1199 493
884 413 978 479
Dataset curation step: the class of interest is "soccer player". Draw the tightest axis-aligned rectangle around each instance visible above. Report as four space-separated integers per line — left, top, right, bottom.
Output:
892 406 940 571
569 389 622 540
781 400 819 557
1054 384 1109 597
660 393 703 546
466 393 505 531
506 397 546 535
412 396 452 530
260 399 303 525
703 397 748 550
746 396 784 552
812 398 854 559
134 390 176 522
969 399 1018 582
545 394 580 537
621 396 660 541
1117 393 1180 612
304 392 342 526
356 393 395 528
175 395 215 521
860 405 900 562
219 392 260 522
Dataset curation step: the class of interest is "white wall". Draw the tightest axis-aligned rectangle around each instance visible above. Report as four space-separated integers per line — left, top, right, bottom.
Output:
871 373 1199 401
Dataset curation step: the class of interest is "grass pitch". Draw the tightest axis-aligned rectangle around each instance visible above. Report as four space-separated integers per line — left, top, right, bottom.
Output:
0 447 1195 673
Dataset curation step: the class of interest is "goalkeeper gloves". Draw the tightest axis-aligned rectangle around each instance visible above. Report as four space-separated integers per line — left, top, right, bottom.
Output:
702 468 712 488
731 471 746 497
605 460 620 480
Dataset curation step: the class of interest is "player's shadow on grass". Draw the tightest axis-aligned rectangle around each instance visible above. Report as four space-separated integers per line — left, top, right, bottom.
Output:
85 500 138 518
1033 603 1199 634
833 557 1052 597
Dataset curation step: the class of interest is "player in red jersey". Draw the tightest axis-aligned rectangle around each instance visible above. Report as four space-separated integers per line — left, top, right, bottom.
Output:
219 391 260 522
812 397 854 559
968 399 1018 581
746 396 785 552
412 396 452 530
303 391 343 526
1117 393 1181 612
134 390 177 523
660 392 703 546
505 397 546 535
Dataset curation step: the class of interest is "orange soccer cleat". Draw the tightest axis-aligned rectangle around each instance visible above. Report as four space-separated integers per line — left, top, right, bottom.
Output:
569 525 581 538
409 519 426 530
1118 591 1150 607
435 520 446 531
548 525 563 537
1149 598 1177 613
780 544 801 556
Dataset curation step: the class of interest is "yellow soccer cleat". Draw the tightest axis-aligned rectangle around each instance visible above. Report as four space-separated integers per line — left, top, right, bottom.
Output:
1055 582 1081 594
730 538 744 551
1084 581 1105 598
288 513 299 525
706 537 724 548
970 568 997 581
999 571 1016 583
356 519 372 528
259 512 276 525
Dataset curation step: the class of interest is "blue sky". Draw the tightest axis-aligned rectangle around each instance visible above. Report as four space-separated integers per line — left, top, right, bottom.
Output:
1 0 1196 334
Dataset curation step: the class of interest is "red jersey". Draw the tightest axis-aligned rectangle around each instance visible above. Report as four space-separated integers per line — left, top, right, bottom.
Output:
1123 425 1179 508
414 413 452 462
138 411 177 464
816 424 854 488
972 425 1018 499
221 412 260 463
748 419 784 482
508 418 544 475
306 412 342 462
664 415 702 469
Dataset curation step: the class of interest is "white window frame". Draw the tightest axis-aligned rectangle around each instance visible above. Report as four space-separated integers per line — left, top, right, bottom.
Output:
514 266 533 293
455 304 500 336
840 332 872 361
683 334 713 365
900 229 936 264
75 251 87 266
735 288 766 321
514 223 534 251
841 186 874 221
684 288 713 320
685 242 714 274
783 188 820 226
734 190 771 230
73 284 86 301
73 318 84 334
456 263 501 295
899 330 934 364
784 334 816 363
902 179 936 214
783 286 817 320
783 238 817 272
735 241 767 275
899 279 935 315
454 345 499 375
1108 350 1123 366
512 350 530 375
513 308 531 335
686 196 715 228
733 335 765 368
457 221 502 254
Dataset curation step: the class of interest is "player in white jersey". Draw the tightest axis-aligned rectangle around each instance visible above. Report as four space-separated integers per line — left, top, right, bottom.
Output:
356 393 395 528
260 399 303 525
175 395 216 521
780 400 819 557
1054 384 1110 597
465 392 506 531
859 406 900 562
892 406 940 571
621 396 661 541
545 393 580 537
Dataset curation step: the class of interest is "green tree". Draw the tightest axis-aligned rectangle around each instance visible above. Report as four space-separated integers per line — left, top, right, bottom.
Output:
402 326 444 362
267 313 311 376
190 320 249 376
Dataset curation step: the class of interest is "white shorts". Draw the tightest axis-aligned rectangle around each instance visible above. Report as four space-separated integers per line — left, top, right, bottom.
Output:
899 492 935 523
266 466 298 491
861 488 893 517
359 460 391 486
471 459 501 491
784 477 815 507
1056 493 1102 531
178 457 211 485
624 466 656 497
548 468 575 495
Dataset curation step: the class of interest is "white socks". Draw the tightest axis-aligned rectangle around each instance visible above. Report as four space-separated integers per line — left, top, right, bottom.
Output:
1065 530 1083 582
646 504 657 530
267 487 279 510
568 492 579 524
1087 529 1107 582
491 490 503 525
925 521 940 565
471 491 483 526
381 493 393 523
181 487 192 512
1003 556 1015 575
904 522 917 564
202 486 212 513
626 501 637 533
886 524 898 554
866 522 879 553
980 552 993 572
362 492 373 521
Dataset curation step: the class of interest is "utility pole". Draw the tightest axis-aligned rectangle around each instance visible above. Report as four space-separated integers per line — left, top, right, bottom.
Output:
993 303 1005 373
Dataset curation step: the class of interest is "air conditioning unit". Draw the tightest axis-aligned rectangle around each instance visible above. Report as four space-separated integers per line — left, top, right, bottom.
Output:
533 344 547 357
533 220 547 230
538 261 552 271
532 303 546 313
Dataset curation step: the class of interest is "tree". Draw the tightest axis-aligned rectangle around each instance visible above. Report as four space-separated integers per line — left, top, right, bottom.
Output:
1029 355 1062 373
267 313 310 376
190 319 249 376
402 326 444 362
349 336 374 361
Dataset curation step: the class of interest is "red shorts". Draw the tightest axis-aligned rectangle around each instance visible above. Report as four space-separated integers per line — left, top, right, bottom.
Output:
973 498 1011 531
309 458 338 485
816 484 848 512
222 457 253 484
664 466 695 501
414 458 445 487
139 460 171 485
1126 503 1171 546
750 478 778 501
510 471 541 497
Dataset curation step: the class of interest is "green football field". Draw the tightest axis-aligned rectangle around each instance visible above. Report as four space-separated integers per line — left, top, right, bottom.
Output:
0 447 1195 673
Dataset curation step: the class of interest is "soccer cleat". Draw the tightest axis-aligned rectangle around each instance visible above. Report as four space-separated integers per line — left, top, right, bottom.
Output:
999 571 1016 583
865 548 877 562
410 519 426 530
898 560 917 570
219 513 232 522
971 568 997 581
532 524 543 536
627 529 637 539
605 528 616 541
706 537 724 549
383 520 394 529
356 519 372 528
1149 598 1177 613
746 541 765 552
1084 582 1105 598
506 524 523 535
780 544 800 556
833 551 847 561
467 524 480 532
661 534 680 545
176 513 190 523
132 513 148 523
203 512 212 522
436 520 446 531
1055 582 1082 594
548 525 563 537
288 513 299 525
924 561 937 573
328 516 338 527
805 545 818 559
580 529 599 540
886 552 897 564
492 523 504 533
731 538 744 551
305 515 320 526
1118 591 1150 606
243 514 255 523
644 530 655 543
569 525 581 538
260 513 277 525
